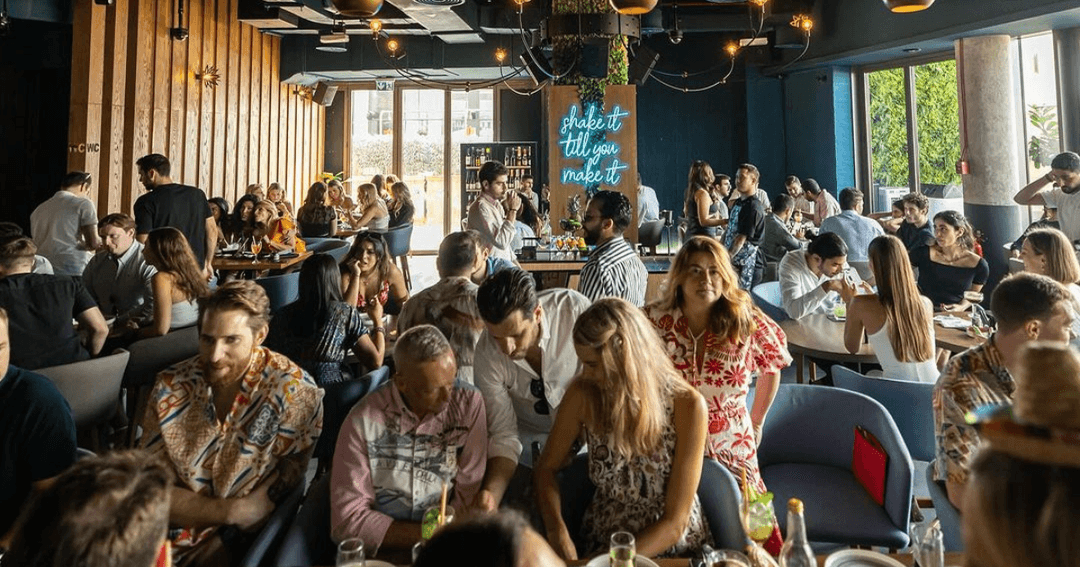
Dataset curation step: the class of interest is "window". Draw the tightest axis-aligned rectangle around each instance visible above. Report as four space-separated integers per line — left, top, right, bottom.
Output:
1018 33 1060 224
864 58 960 213
348 86 495 252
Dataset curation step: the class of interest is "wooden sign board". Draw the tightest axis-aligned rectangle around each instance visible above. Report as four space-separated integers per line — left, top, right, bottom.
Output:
545 85 639 242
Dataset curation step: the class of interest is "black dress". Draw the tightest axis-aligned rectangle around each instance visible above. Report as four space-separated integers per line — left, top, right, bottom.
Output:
910 246 989 308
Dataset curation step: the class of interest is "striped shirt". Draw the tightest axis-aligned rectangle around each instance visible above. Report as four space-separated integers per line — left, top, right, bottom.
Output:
578 236 648 307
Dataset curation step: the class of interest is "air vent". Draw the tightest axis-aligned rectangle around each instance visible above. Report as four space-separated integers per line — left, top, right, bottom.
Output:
413 0 465 7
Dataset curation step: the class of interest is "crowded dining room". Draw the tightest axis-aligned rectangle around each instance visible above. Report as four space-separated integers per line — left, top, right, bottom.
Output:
3 0 1080 565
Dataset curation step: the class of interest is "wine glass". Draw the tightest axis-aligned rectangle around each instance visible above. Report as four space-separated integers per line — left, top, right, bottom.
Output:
609 532 635 567
336 538 364 567
250 239 263 264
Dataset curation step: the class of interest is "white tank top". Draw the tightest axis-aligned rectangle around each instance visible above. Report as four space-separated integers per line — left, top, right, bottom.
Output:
866 323 939 383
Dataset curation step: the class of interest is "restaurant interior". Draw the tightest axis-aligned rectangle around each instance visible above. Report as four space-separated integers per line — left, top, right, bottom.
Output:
3 0 1080 565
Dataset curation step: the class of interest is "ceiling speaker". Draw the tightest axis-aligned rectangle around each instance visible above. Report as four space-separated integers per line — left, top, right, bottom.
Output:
580 39 610 79
313 83 339 106
628 44 659 86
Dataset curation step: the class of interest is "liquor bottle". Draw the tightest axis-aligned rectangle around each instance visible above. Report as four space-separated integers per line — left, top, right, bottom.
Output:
779 499 814 567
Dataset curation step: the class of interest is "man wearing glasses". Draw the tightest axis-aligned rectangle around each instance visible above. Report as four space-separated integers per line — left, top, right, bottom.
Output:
473 268 590 512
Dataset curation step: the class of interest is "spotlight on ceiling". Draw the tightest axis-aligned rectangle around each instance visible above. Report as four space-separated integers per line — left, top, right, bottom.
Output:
882 0 935 13
668 28 682 45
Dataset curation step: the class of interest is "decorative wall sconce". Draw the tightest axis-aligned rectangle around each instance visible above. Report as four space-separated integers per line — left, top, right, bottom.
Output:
194 65 220 89
293 86 315 99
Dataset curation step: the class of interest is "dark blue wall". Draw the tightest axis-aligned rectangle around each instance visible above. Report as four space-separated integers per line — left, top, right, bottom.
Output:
779 67 856 199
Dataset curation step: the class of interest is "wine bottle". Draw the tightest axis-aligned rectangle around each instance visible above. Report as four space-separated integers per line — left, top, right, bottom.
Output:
779 499 814 567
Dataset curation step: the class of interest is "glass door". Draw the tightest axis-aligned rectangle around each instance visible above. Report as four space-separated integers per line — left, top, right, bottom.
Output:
400 89 446 252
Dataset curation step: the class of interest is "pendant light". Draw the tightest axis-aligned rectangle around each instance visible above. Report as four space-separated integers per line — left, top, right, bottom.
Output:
883 0 935 13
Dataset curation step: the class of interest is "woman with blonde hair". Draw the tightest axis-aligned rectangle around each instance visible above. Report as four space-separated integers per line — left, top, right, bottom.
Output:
267 182 293 217
1019 227 1080 344
683 160 724 240
844 235 938 382
536 298 711 560
644 236 790 554
139 227 210 337
388 181 415 228
964 342 1080 567
247 199 306 253
353 182 390 232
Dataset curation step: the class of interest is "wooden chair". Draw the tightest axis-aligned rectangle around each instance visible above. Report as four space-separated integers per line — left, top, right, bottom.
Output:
36 350 131 451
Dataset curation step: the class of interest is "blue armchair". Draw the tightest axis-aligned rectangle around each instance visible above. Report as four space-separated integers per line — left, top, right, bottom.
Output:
274 474 335 567
255 272 301 311
757 384 913 548
751 282 788 323
240 480 308 567
316 366 391 470
925 460 964 552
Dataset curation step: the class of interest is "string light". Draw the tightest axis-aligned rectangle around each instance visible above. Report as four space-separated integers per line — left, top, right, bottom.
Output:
495 47 507 63
369 18 382 37
387 38 399 53
724 42 739 58
791 14 813 34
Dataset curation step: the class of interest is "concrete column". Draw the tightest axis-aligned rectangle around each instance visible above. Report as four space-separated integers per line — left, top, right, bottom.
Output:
1055 28 1080 153
956 35 1025 291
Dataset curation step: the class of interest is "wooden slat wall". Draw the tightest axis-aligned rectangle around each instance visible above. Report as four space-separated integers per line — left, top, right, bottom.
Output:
67 0 324 215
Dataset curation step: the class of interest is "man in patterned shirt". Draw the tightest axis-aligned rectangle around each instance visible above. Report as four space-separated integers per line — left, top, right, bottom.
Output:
578 190 648 307
933 272 1074 510
140 280 324 566
398 231 486 384
330 325 487 553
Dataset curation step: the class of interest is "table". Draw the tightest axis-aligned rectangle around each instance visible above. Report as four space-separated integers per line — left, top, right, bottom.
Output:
779 314 877 384
566 552 964 566
935 311 985 354
519 256 672 291
212 250 311 273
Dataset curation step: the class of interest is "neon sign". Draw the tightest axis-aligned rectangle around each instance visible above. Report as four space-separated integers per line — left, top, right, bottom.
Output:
557 102 630 190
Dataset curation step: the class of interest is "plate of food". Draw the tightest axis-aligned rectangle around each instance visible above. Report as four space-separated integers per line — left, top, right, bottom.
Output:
823 549 906 567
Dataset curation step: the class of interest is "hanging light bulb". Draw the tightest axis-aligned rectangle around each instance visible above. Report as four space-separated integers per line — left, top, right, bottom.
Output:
387 38 399 53
748 0 767 6
790 14 813 34
724 41 739 58
495 47 508 64
369 18 383 37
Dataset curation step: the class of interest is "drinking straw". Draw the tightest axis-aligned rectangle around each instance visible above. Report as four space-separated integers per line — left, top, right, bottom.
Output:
439 481 449 525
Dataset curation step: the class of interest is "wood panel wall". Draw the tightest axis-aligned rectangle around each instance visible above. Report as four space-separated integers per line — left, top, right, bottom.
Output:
67 0 324 216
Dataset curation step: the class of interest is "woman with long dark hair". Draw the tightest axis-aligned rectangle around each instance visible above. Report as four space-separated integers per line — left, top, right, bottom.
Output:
844 235 938 382
227 194 260 243
266 253 384 384
682 160 724 240
139 227 210 337
340 232 409 315
297 181 338 238
910 210 988 311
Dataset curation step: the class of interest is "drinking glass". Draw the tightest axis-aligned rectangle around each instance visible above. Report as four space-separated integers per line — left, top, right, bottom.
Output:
609 531 635 567
250 239 263 264
420 504 455 541
745 491 775 544
336 538 365 567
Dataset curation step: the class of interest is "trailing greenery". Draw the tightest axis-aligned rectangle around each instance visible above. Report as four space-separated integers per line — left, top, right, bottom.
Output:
868 60 961 188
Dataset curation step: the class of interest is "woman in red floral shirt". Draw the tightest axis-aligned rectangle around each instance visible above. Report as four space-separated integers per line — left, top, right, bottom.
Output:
644 236 792 554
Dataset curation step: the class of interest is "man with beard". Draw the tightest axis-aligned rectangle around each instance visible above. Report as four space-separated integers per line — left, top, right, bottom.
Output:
139 281 323 566
1015 151 1080 244
472 269 589 512
577 190 648 307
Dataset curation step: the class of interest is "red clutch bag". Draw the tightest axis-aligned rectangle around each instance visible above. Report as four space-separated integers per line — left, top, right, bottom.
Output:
853 425 888 506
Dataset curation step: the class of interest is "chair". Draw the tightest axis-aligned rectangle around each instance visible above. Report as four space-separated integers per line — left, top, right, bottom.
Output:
256 272 301 311
275 474 335 567
638 220 665 256
750 281 788 322
37 350 131 451
556 454 750 554
122 326 200 447
925 460 965 552
308 238 351 264
240 480 308 567
315 366 391 470
757 384 913 548
382 223 413 290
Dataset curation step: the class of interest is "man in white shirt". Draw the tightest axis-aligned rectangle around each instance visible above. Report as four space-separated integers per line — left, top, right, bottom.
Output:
30 172 101 276
819 188 884 266
803 178 841 228
82 213 157 327
1014 151 1080 243
467 161 521 264
636 173 660 226
779 232 862 319
472 268 590 512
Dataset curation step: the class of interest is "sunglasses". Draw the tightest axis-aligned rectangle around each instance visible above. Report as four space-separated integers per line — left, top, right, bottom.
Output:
530 376 549 415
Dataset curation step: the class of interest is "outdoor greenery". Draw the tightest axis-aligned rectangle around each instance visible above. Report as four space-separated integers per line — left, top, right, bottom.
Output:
1028 104 1060 169
868 60 961 188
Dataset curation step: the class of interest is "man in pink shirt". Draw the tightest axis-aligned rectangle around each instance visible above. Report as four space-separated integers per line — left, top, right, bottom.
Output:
330 325 488 553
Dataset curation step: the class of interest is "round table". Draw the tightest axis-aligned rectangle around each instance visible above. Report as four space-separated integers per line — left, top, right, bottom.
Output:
935 311 986 353
779 314 877 383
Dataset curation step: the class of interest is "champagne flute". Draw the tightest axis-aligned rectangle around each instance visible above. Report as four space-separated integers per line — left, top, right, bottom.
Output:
250 239 263 264
610 532 635 567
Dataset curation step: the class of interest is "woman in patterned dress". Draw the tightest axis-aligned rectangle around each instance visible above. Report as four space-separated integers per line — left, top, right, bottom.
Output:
535 298 711 561
644 236 791 555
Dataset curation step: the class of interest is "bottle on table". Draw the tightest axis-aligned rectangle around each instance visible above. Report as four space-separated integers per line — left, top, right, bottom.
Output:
779 498 814 567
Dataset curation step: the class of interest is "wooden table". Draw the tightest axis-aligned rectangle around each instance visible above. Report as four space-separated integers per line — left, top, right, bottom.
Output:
212 250 311 273
519 255 672 290
934 311 985 354
567 552 964 566
779 314 877 384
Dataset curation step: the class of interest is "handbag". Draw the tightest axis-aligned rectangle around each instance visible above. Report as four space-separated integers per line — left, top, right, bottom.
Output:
852 425 888 506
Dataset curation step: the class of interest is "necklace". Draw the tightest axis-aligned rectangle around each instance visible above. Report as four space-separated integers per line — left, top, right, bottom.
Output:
688 324 708 375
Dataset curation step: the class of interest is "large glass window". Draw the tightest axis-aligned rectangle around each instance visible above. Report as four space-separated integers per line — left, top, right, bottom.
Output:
1020 33 1060 182
350 90 394 183
450 91 495 227
915 60 961 189
868 67 910 211
401 89 446 252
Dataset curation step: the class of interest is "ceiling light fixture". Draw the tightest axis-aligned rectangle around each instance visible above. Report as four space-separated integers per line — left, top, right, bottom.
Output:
328 0 383 18
609 0 657 16
791 13 813 33
369 18 382 36
883 0 935 13
494 47 508 64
